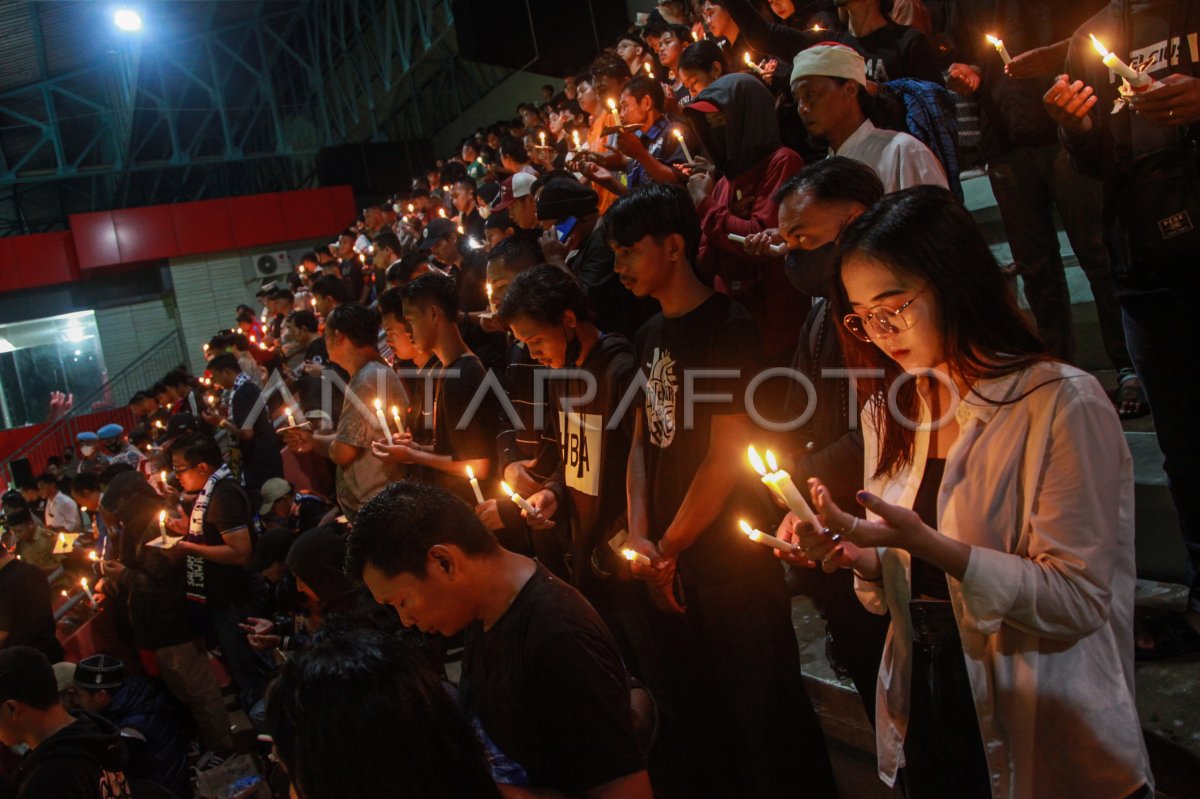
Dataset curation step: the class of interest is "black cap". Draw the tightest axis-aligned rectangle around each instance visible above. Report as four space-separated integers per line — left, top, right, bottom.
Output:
536 178 598 221
74 654 125 691
417 218 457 252
250 527 297 572
475 182 502 207
161 413 200 448
483 208 513 231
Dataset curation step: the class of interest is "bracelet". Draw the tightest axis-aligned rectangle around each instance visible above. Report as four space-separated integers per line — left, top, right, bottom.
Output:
852 569 884 585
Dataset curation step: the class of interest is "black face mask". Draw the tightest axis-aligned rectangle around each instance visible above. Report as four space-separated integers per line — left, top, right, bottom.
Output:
784 241 838 297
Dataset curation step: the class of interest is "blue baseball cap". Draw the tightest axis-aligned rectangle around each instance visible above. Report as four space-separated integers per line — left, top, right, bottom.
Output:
96 424 125 440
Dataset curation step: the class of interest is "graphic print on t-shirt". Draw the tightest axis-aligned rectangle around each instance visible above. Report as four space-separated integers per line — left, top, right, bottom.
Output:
559 411 603 496
645 346 677 449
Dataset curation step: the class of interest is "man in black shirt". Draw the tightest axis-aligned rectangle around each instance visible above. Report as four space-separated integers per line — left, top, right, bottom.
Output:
205 353 283 499
605 183 837 798
347 481 651 799
0 647 133 799
374 274 500 508
288 309 348 423
171 435 268 711
0 548 64 662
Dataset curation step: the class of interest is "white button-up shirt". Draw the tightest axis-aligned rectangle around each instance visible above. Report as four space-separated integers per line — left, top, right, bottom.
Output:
832 120 949 193
44 489 82 533
855 361 1152 798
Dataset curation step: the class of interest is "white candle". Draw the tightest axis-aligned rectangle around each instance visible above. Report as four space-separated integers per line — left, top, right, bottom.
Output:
80 578 97 608
158 510 169 545
374 398 394 445
622 548 652 566
539 130 546 147
607 98 621 125
985 34 1012 65
743 52 765 75
727 232 787 256
747 446 822 529
486 281 494 311
501 481 538 516
572 129 581 150
466 466 485 504
286 409 296 428
739 520 797 553
1090 34 1150 87
391 406 406 437
672 128 694 164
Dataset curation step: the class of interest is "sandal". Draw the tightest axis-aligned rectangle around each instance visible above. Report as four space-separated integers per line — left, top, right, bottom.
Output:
1134 610 1200 660
1113 375 1150 421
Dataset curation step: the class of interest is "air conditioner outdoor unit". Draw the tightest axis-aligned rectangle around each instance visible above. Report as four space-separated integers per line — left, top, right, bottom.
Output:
252 251 290 278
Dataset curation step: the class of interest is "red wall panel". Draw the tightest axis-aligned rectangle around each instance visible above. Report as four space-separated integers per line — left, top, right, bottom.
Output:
113 205 179 263
282 190 335 242
0 238 19 293
70 212 121 270
12 232 78 288
230 192 287 248
171 198 235 254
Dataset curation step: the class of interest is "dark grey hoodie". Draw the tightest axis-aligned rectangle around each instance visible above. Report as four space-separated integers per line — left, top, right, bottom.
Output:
9 713 132 799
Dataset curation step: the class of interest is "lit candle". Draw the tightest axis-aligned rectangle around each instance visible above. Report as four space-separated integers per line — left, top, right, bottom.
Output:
160 470 167 488
1089 33 1150 87
572 129 581 150
743 52 765 75
672 128 694 164
249 334 257 344
158 510 167 545
260 307 268 322
501 481 539 516
747 446 822 530
486 281 494 310
811 24 824 32
310 297 317 308
644 62 654 79
407 203 414 214
456 224 465 235
727 232 787 255
739 520 798 553
607 98 622 125
391 405 405 436
154 420 164 430
466 465 486 504
286 408 296 428
438 208 447 218
58 532 66 550
985 34 1012 65
374 398 394 445
80 577 96 608
622 548 652 566
539 130 546 147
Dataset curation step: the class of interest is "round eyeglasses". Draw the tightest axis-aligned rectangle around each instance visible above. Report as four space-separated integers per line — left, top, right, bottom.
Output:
842 287 927 343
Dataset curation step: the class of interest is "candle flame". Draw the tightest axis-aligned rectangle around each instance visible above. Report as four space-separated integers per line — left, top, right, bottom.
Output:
457 224 465 235
465 465 476 480
607 98 617 110
500 481 516 498
61 589 68 597
407 203 414 213
391 405 399 416
812 24 824 32
486 281 494 299
1089 33 1109 57
159 510 166 522
622 548 638 561
743 52 754 66
58 533 66 545
374 398 383 411
986 34 1001 46
738 520 762 541
747 445 767 476
672 128 684 141
765 449 780 473
88 551 98 561
80 577 88 589
438 208 447 218
644 62 653 74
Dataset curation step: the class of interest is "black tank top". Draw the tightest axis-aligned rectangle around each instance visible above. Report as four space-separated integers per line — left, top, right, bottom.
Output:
910 457 949 600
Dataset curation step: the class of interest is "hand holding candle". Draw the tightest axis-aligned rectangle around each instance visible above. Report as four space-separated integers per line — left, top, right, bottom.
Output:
1089 33 1151 88
985 34 1012 65
501 481 547 522
747 446 822 529
607 98 622 125
739 520 797 553
743 52 765 76
622 548 652 567
374 398 394 445
466 466 486 504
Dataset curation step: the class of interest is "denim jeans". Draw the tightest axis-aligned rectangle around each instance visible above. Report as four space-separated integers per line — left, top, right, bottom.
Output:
988 143 1132 373
901 601 991 799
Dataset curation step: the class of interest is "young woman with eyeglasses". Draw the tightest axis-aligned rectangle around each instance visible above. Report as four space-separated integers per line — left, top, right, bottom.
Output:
777 187 1152 799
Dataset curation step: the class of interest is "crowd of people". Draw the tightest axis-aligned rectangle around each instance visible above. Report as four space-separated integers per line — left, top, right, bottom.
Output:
2 0 1197 796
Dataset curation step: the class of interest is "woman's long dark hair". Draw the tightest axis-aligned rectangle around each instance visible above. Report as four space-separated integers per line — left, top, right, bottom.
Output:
830 186 1050 478
266 627 501 799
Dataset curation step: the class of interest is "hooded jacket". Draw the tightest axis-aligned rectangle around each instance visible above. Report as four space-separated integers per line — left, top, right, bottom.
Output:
687 74 808 359
8 713 133 799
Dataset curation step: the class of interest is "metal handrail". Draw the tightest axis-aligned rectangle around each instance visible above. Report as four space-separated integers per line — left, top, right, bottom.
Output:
2 329 187 482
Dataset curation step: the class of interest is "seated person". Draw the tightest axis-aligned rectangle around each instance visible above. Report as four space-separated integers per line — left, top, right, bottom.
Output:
0 646 133 798
347 481 651 799
71 655 190 799
0 545 64 662
6 508 62 574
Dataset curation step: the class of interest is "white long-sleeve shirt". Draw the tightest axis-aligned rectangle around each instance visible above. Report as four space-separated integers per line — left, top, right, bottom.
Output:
855 361 1152 798
44 490 82 533
832 119 948 193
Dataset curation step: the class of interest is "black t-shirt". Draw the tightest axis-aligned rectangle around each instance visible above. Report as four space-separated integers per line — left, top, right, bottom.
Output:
635 293 777 585
229 381 283 491
185 479 255 610
433 354 498 504
0 558 64 662
298 338 348 421
460 565 643 794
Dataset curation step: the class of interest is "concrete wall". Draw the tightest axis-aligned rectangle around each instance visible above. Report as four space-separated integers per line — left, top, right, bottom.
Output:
432 66 561 155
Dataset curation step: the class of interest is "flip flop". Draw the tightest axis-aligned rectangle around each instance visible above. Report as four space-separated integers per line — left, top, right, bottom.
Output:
1134 610 1200 660
1113 376 1150 421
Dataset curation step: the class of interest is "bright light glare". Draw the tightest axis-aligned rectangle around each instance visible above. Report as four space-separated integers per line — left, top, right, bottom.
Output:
114 9 143 32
